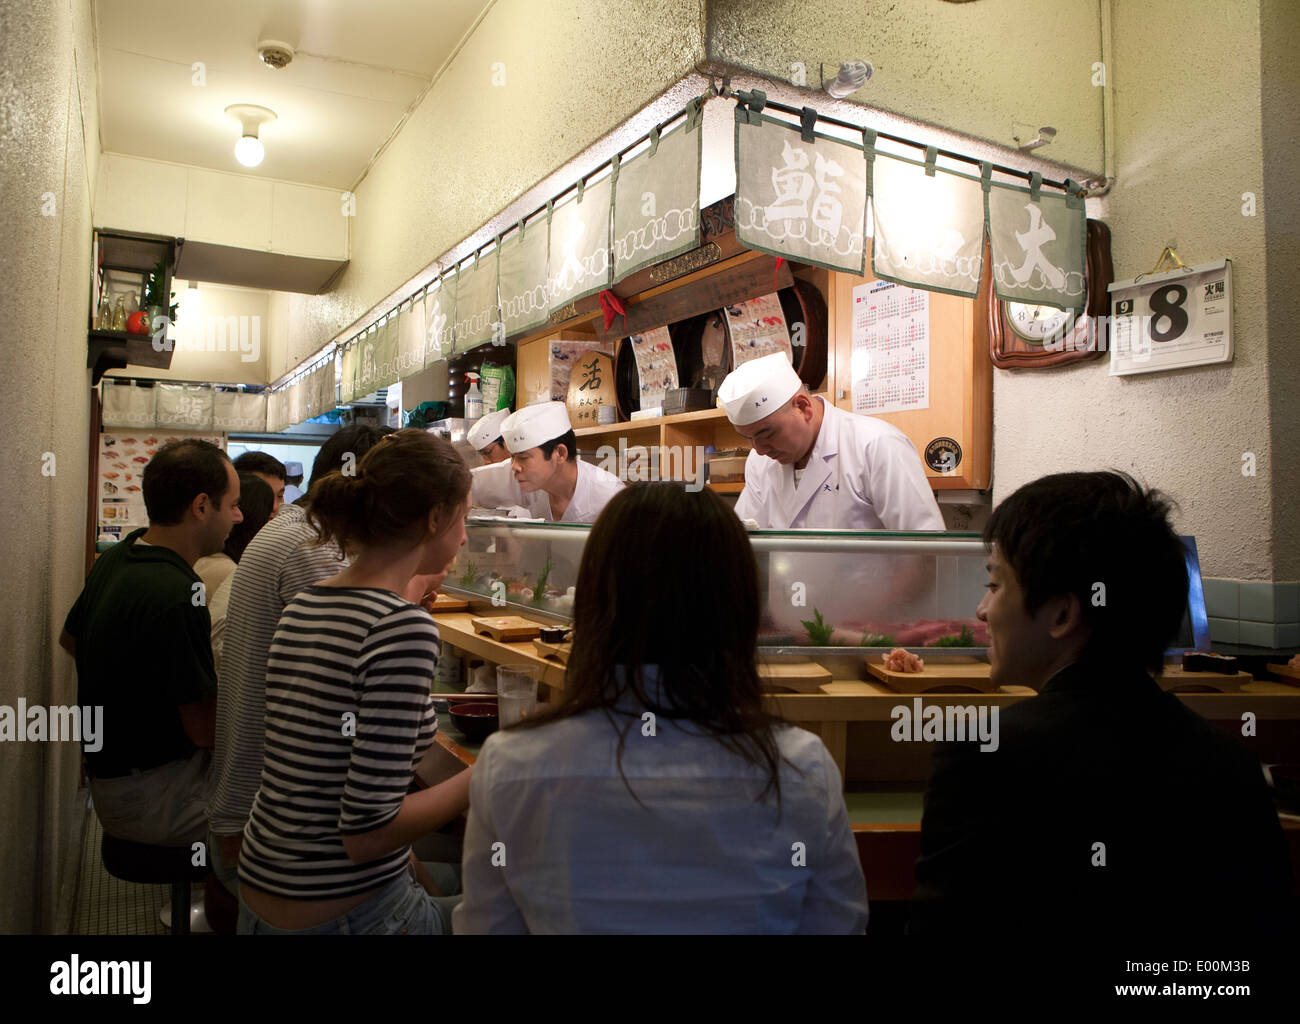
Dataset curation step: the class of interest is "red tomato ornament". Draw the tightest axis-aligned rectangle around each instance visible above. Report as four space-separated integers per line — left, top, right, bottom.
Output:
126 311 150 335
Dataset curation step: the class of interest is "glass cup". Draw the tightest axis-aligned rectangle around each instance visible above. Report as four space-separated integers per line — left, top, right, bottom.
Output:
496 664 538 728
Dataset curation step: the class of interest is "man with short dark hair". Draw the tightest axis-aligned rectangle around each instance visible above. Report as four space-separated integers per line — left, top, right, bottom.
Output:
469 402 623 522
911 471 1296 938
60 439 242 845
206 424 393 897
232 450 286 512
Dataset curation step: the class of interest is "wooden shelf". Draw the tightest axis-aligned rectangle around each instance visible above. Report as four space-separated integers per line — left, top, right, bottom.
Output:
707 481 744 493
574 406 729 439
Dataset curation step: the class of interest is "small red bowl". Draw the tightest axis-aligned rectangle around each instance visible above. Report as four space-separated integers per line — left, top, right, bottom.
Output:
449 702 499 743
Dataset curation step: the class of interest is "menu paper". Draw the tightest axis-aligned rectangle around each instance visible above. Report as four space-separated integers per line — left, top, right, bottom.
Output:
626 326 679 409
724 293 793 369
97 429 224 543
850 279 930 415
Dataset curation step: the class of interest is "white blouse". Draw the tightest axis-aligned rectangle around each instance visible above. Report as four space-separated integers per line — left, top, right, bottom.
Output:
454 689 869 934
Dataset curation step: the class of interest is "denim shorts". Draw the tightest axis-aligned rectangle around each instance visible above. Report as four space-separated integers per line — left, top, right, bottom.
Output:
238 868 460 935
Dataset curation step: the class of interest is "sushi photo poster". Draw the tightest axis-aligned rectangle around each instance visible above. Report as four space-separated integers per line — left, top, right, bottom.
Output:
97 429 224 542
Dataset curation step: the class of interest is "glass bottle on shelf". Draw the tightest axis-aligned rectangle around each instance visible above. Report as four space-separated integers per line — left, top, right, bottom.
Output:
111 295 127 331
95 288 111 330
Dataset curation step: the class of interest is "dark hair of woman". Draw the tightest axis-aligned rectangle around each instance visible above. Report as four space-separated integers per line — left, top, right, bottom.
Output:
307 429 470 557
513 482 793 808
223 473 275 562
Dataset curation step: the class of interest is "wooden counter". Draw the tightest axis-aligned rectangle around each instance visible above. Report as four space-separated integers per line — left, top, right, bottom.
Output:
433 610 1300 782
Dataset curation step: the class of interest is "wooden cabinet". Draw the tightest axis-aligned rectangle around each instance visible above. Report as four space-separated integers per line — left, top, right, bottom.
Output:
826 264 992 491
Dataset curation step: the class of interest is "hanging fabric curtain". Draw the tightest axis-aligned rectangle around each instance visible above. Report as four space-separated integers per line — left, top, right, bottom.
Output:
314 360 335 415
101 380 157 428
355 324 378 398
303 366 322 420
734 95 868 274
612 111 703 283
213 389 266 432
453 248 501 351
497 216 549 337
396 296 426 381
373 314 400 391
424 276 455 365
339 341 358 405
287 375 305 427
868 142 986 297
985 173 1087 311
265 388 285 433
155 383 214 431
547 175 613 312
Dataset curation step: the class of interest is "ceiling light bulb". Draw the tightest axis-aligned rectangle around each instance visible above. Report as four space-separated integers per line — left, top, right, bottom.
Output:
235 135 265 167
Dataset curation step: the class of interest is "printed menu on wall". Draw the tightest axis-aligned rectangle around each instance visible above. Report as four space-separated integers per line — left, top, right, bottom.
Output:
97 430 224 543
850 279 930 415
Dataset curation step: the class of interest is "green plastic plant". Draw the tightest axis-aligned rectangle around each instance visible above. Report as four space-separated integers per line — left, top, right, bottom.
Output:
458 559 481 587
800 608 834 646
929 624 975 647
530 556 554 606
143 258 178 322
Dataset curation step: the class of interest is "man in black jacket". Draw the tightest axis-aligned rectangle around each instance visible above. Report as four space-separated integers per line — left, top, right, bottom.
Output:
911 471 1295 939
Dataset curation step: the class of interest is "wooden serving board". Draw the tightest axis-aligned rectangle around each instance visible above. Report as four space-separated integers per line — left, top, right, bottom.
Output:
1154 667 1251 693
470 616 542 642
428 593 469 612
866 660 998 694
533 639 573 664
1268 663 1300 687
758 660 833 693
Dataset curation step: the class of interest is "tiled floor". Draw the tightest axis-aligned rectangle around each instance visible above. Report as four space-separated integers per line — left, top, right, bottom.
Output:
72 809 185 936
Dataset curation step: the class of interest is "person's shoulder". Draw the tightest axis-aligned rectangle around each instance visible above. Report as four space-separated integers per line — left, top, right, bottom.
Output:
835 406 913 447
584 458 625 489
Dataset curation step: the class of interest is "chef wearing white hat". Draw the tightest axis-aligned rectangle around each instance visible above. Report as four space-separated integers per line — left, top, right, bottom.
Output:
466 407 512 465
469 401 625 522
717 352 943 531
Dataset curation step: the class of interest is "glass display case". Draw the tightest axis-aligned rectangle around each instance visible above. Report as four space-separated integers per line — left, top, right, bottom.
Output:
442 519 994 654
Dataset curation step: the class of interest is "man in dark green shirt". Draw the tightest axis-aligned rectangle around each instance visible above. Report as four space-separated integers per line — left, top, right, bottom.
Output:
61 439 242 846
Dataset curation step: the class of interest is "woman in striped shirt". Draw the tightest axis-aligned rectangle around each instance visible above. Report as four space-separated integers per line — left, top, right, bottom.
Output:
238 430 473 935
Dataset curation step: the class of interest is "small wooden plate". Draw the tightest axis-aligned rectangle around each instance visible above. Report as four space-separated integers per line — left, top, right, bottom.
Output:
471 615 542 642
533 638 573 664
866 660 997 694
1155 667 1251 693
1267 663 1300 687
757 660 833 693
427 593 469 612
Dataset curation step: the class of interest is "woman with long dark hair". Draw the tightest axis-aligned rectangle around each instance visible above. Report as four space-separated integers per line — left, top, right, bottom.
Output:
237 430 473 935
454 482 868 933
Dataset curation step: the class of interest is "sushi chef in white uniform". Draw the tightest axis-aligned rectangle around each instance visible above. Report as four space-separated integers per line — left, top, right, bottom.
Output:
470 401 626 523
466 406 512 465
719 353 944 531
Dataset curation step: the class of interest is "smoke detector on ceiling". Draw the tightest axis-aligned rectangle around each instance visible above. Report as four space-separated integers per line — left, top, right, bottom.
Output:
257 40 295 70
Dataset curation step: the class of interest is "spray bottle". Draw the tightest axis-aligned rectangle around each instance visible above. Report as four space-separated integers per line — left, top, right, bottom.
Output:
464 372 484 422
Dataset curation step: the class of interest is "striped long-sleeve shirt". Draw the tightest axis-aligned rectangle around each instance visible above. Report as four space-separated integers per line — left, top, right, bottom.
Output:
238 586 439 899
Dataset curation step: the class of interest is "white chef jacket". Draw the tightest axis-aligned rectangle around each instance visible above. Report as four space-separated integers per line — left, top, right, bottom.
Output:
734 397 944 531
452 683 869 934
469 458 626 524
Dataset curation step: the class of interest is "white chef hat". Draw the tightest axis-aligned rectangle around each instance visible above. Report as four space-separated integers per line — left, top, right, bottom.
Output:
717 352 803 426
467 407 511 451
501 401 572 453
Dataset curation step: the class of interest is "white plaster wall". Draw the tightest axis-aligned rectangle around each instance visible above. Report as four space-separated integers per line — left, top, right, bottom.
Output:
992 0 1272 580
263 0 707 381
94 153 347 259
1261 0 1300 579
0 0 100 932
706 0 1105 172
104 281 270 385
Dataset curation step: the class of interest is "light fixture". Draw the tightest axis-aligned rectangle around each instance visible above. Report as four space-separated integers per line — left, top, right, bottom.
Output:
225 104 277 167
1016 125 1057 152
823 61 873 98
